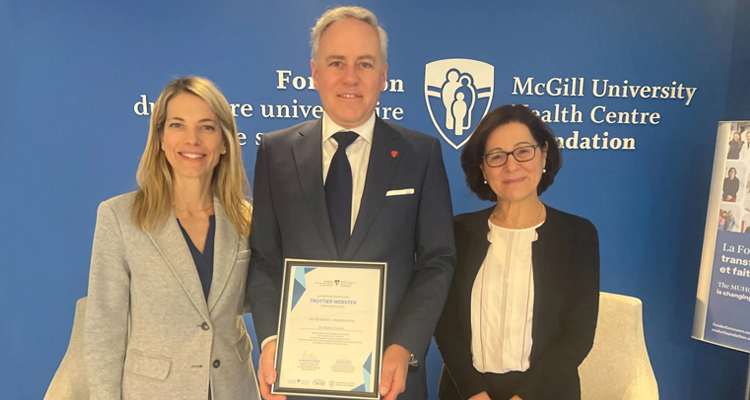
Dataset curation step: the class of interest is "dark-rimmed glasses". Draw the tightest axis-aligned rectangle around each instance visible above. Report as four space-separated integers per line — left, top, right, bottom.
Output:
482 145 539 168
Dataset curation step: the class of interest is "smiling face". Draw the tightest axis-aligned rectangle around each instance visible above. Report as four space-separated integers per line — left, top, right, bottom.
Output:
480 122 547 204
734 132 742 142
311 18 387 129
160 92 226 184
729 168 737 179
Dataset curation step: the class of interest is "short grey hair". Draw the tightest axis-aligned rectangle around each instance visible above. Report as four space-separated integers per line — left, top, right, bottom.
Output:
310 6 388 64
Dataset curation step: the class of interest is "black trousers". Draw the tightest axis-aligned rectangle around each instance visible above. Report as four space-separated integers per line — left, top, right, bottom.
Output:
438 365 524 400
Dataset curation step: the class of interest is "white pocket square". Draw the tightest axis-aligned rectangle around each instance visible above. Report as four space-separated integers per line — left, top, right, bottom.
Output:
386 188 415 196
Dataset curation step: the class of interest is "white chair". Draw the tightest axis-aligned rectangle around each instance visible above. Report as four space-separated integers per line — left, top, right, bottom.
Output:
44 297 89 400
579 292 659 400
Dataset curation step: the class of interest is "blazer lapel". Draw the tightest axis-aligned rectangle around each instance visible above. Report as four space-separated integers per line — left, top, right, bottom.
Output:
146 211 210 321
207 199 240 313
344 119 402 260
292 119 338 259
466 209 492 279
529 205 553 362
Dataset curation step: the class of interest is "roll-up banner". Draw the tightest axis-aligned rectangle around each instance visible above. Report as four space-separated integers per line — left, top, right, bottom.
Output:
694 121 750 352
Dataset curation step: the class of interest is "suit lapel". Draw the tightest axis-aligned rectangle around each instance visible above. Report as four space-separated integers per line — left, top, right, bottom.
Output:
147 211 210 321
344 119 402 260
292 119 338 259
207 199 239 313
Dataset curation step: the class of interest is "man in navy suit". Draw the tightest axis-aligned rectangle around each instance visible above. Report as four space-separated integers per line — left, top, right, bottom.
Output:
247 6 456 400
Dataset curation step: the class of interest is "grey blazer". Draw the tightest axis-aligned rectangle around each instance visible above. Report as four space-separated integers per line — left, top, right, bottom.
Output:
83 192 260 400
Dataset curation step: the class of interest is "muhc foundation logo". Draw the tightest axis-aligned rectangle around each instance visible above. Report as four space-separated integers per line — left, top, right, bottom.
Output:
425 59 494 149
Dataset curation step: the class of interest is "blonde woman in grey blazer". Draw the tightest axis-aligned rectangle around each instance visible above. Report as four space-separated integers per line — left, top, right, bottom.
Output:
83 77 260 400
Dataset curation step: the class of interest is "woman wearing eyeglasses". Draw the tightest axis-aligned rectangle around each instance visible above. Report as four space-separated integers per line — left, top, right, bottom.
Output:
434 105 600 400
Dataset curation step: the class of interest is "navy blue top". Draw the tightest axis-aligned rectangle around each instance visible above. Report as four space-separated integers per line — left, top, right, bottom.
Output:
177 215 216 301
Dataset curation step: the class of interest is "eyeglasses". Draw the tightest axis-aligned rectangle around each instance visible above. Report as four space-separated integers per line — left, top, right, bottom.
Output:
482 145 539 168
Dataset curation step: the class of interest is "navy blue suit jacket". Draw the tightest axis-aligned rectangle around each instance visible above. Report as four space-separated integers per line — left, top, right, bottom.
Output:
247 117 456 399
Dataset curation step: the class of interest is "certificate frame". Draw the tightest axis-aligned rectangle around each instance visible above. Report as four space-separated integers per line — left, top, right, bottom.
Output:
272 258 387 399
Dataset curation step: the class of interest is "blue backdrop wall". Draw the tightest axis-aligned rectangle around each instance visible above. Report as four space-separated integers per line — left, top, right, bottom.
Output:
2 0 749 399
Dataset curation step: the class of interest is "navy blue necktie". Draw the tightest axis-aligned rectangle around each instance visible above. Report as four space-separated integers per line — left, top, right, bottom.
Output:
325 131 359 258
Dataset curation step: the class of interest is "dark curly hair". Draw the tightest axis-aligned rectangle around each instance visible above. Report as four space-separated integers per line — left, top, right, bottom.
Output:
460 104 562 201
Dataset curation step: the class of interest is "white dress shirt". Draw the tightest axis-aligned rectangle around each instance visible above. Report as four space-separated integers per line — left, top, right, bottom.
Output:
470 219 543 373
321 112 375 233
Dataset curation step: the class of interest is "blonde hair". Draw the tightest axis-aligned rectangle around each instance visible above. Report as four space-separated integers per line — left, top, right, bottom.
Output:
132 76 252 236
311 6 388 63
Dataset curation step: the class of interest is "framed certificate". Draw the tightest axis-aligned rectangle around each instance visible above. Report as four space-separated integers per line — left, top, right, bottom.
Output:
272 259 387 399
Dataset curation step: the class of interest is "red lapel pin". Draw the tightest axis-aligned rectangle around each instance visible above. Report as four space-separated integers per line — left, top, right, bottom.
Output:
391 150 398 158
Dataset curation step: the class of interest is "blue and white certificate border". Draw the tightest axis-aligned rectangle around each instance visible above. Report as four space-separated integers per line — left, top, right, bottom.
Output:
272 258 387 399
